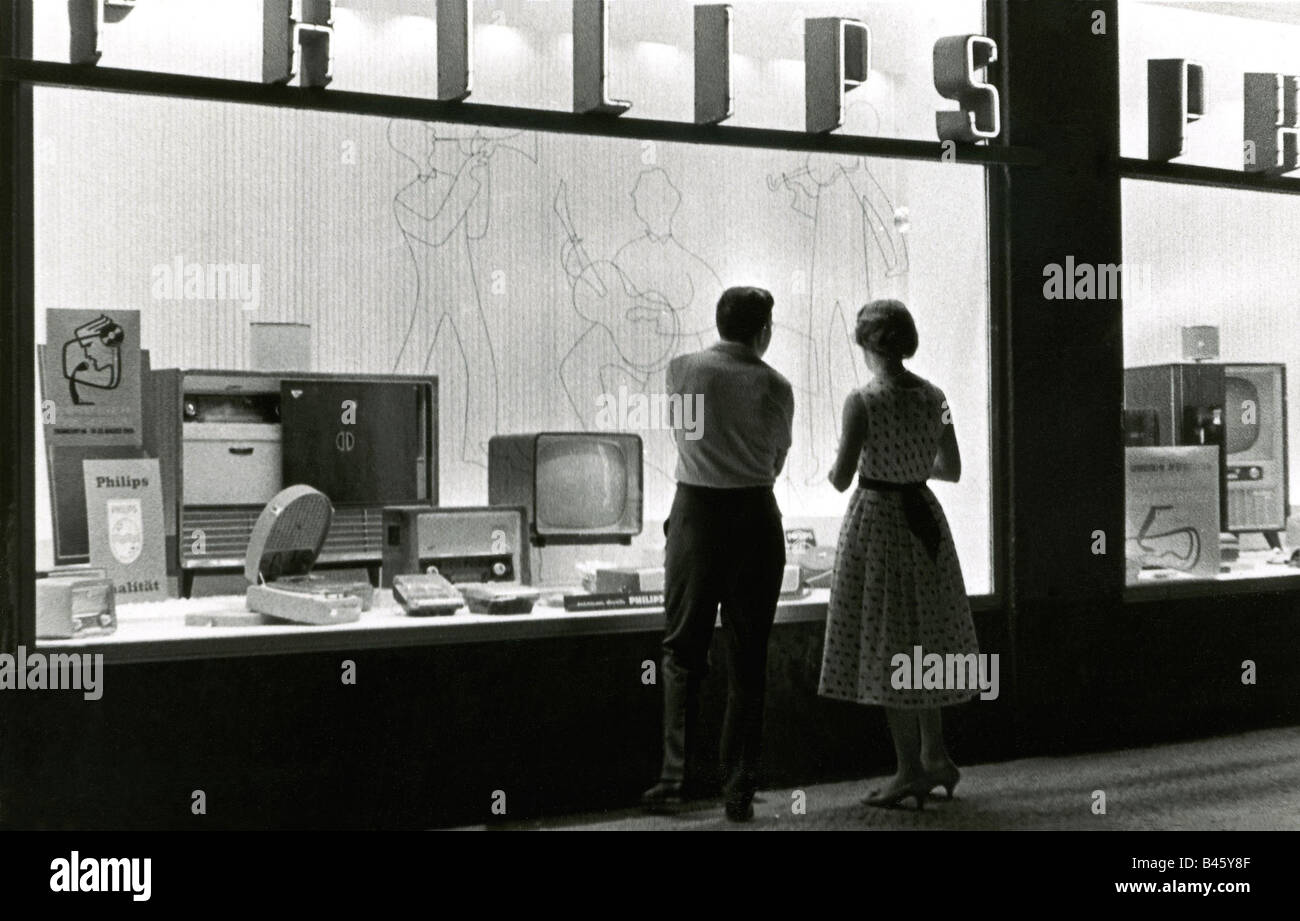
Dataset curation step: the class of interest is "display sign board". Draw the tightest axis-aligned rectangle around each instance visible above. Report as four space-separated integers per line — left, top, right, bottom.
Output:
41 308 143 448
40 309 146 564
83 458 168 603
1125 446 1222 579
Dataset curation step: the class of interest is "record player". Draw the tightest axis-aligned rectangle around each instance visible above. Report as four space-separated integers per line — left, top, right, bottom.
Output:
243 484 372 625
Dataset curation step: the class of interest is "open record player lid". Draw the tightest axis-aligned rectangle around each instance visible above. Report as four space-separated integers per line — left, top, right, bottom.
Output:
243 484 334 585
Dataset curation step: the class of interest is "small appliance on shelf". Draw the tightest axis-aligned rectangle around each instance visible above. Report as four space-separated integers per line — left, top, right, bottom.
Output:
35 569 117 639
391 570 465 617
457 583 540 616
381 505 529 587
241 484 373 625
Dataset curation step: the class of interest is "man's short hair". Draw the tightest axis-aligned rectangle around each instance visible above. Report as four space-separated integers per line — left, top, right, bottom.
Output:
716 286 774 343
855 299 918 360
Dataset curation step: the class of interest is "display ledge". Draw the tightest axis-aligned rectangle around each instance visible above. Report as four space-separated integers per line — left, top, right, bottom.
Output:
37 589 837 665
1125 567 1300 603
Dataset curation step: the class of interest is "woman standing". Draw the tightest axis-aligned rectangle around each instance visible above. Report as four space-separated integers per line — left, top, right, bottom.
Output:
818 299 979 810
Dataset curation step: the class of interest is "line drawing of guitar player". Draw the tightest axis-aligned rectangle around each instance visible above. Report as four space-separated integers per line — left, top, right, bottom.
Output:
767 150 910 486
554 179 692 489
388 120 537 467
609 168 724 354
554 181 680 421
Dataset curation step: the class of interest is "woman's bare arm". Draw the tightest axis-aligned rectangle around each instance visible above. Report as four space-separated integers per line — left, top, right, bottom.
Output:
828 393 868 492
931 413 961 482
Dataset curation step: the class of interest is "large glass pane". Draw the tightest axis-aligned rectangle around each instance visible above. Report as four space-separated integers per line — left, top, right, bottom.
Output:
33 87 994 608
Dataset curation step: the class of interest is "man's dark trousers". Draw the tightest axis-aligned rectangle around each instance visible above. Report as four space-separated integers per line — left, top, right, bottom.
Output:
658 483 786 803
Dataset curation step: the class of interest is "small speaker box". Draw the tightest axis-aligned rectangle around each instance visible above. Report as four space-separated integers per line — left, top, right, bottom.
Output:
1181 326 1220 361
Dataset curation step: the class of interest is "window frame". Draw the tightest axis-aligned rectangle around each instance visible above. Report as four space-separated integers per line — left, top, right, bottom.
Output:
0 0 1020 653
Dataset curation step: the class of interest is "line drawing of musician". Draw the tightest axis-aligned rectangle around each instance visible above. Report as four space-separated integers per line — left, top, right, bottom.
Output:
609 168 733 485
767 150 909 485
554 180 680 438
388 120 537 467
610 168 723 354
62 314 125 406
556 168 742 489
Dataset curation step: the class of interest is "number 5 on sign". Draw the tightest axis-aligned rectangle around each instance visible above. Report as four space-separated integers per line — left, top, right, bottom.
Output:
934 35 1000 143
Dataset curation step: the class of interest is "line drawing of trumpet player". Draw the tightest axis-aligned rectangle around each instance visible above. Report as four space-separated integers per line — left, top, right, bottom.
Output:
389 120 537 467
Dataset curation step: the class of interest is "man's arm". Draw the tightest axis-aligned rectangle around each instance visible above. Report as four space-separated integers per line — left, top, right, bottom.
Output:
773 449 788 478
771 379 795 478
666 357 686 451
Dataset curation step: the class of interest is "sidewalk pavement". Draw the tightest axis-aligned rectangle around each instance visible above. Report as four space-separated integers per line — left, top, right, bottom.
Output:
466 726 1300 831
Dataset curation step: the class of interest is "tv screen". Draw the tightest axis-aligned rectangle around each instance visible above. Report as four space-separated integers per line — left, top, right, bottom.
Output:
1220 364 1287 533
1224 376 1261 455
536 438 629 530
488 432 642 544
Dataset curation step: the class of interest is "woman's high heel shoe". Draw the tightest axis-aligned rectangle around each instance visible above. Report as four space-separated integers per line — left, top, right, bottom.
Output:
861 779 930 811
924 764 961 800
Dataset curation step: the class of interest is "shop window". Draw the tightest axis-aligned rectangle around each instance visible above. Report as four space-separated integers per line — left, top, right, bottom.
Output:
1120 2 1300 589
1122 179 1300 588
31 87 994 631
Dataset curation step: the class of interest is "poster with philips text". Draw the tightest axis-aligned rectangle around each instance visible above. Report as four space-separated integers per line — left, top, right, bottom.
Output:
83 458 168 602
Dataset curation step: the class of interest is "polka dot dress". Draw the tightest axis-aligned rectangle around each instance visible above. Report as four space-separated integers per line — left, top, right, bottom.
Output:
817 375 980 709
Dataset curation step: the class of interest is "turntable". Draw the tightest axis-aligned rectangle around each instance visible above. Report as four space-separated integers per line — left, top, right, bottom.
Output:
242 485 371 625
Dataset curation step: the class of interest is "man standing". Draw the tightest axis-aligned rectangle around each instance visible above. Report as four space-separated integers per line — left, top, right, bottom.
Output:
642 286 795 822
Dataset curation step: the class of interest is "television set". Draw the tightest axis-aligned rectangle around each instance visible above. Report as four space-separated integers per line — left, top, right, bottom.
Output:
488 432 642 545
1222 363 1288 534
1125 362 1289 536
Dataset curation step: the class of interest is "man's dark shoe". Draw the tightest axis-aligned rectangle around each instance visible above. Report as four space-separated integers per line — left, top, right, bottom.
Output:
724 794 754 822
641 781 688 814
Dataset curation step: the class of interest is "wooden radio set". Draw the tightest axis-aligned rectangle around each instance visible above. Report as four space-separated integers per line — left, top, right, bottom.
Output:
381 505 530 588
142 369 438 596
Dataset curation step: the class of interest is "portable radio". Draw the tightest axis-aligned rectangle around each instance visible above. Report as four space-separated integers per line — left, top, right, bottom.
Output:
382 505 529 588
